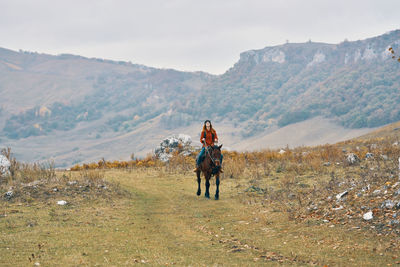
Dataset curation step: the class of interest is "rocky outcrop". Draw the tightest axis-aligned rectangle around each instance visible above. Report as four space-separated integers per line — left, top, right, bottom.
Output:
155 134 194 162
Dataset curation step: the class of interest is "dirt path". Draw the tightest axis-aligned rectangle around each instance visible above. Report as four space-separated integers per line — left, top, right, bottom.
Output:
109 171 311 266
110 170 400 267
2 170 398 266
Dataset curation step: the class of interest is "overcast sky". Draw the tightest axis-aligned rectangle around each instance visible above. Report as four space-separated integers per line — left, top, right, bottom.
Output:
0 0 399 74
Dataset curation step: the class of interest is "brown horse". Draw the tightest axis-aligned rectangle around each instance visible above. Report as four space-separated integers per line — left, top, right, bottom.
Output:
196 145 223 200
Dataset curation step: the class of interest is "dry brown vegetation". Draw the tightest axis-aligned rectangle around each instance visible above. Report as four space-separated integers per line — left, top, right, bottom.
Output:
2 124 400 266
67 126 400 236
0 148 128 204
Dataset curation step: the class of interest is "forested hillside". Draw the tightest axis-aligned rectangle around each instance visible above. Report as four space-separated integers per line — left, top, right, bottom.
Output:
0 30 399 165
178 30 400 136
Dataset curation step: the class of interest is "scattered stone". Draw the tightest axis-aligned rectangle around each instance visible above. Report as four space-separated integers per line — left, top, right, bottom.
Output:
346 153 360 164
365 153 374 159
380 154 389 160
98 184 108 190
4 191 13 200
381 200 395 209
362 184 370 192
67 181 77 185
0 155 11 176
332 206 343 211
336 191 348 200
21 180 43 188
384 182 391 189
363 211 373 221
373 189 381 195
278 149 286 155
53 188 58 192
57 200 67 205
323 162 331 167
394 189 400 196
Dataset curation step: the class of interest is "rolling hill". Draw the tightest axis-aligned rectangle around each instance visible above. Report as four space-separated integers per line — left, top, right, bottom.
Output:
0 29 399 166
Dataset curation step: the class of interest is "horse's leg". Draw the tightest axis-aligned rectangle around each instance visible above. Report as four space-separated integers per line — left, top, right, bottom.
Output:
196 170 201 196
205 174 210 199
215 174 220 200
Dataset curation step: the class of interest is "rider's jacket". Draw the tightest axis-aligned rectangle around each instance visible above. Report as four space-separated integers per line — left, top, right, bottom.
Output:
200 128 218 147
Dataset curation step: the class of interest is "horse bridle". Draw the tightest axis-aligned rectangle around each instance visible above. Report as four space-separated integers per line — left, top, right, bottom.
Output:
205 146 220 166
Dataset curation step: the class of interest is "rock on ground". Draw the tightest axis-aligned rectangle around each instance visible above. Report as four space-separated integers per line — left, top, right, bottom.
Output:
346 153 360 164
155 134 194 162
363 211 373 220
0 155 11 176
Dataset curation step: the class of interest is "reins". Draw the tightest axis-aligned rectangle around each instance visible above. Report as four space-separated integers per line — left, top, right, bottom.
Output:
205 146 219 166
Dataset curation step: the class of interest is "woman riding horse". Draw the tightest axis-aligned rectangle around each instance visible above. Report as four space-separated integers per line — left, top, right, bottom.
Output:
193 120 223 172
194 120 223 199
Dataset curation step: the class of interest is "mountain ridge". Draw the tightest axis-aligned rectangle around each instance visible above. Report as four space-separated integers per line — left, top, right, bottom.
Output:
0 29 399 166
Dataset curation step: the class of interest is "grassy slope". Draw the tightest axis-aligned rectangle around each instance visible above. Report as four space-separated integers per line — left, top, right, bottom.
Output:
1 168 399 266
5 116 376 167
356 120 400 141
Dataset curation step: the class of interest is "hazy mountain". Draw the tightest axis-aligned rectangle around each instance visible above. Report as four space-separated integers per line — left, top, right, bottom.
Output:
181 30 400 136
0 30 399 166
0 48 212 138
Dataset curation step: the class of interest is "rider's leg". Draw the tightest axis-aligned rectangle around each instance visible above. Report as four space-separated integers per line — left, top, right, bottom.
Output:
197 147 205 166
193 147 205 172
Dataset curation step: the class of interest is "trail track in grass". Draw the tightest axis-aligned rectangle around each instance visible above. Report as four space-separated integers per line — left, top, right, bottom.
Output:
1 169 399 266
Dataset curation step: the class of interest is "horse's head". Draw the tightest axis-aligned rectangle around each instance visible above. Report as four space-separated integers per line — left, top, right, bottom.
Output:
210 145 223 167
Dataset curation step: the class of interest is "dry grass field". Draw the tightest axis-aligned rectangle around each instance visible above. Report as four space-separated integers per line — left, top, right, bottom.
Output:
1 123 400 266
